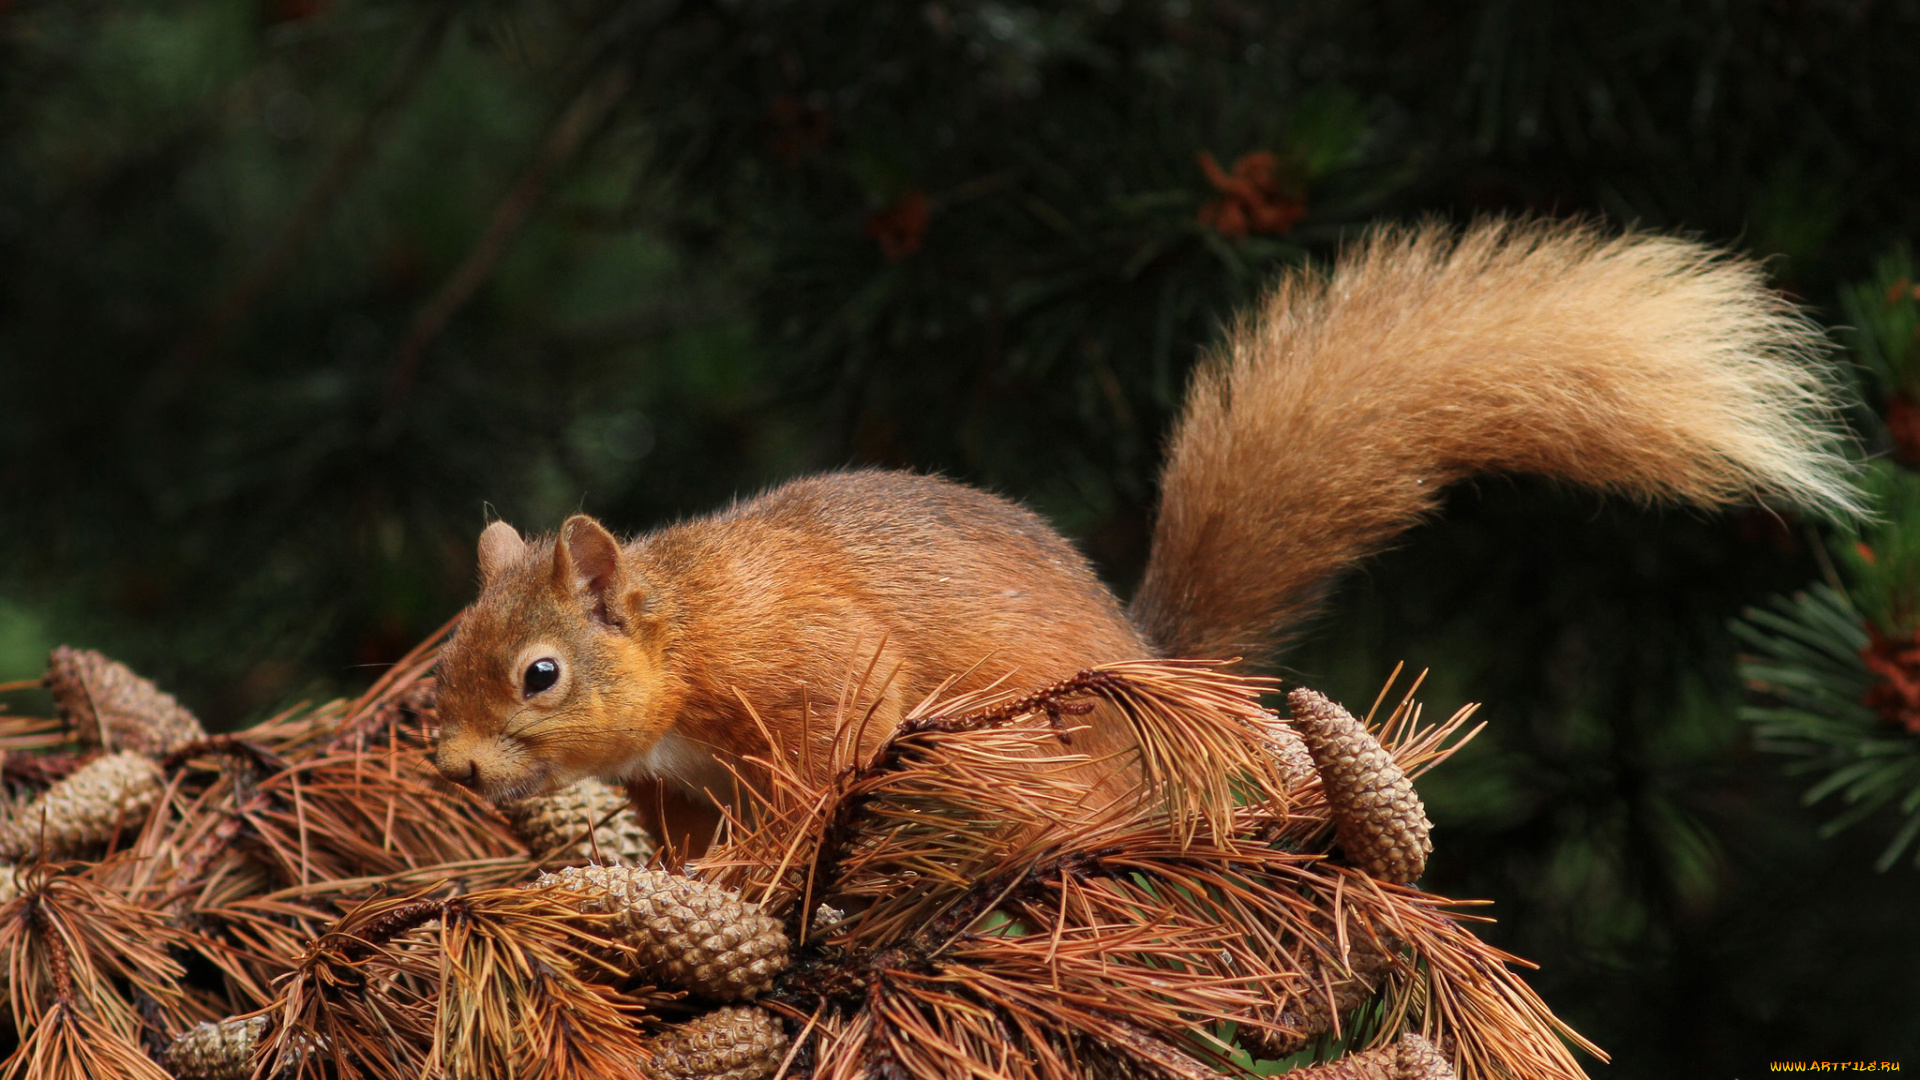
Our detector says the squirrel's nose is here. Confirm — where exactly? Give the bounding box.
[443,757,481,790]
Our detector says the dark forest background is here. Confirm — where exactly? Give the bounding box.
[2,1,1917,1074]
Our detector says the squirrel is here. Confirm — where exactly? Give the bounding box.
[431,219,1860,850]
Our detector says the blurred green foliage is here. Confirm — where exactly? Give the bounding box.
[1834,463,1920,639]
[1843,244,1920,410]
[1731,255,1920,877]
[3,0,1919,1073]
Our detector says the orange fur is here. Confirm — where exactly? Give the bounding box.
[434,473,1150,824]
[1132,219,1860,664]
[433,219,1859,840]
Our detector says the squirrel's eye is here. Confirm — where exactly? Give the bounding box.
[522,658,561,696]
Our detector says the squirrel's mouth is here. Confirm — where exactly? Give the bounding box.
[434,739,559,805]
[472,760,560,805]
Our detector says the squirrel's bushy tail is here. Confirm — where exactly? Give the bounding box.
[1130,218,1861,665]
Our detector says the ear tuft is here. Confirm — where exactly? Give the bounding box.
[556,514,626,624]
[477,521,525,586]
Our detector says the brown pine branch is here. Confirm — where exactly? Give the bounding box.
[1,1004,174,1080]
[719,656,1587,1080]
[759,661,1281,948]
[437,887,655,1080]
[258,883,656,1080]
[160,733,289,774]
[0,868,194,1080]
[263,891,451,1080]
[0,613,1591,1080]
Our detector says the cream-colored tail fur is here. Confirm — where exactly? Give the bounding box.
[1130,219,1861,665]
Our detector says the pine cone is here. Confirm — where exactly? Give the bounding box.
[1287,688,1432,883]
[1254,712,1319,789]
[0,862,18,907]
[167,1016,269,1080]
[503,778,656,869]
[0,750,165,860]
[810,903,847,937]
[1277,1033,1455,1080]
[536,865,790,1000]
[43,646,205,757]
[1392,1034,1456,1079]
[643,1006,788,1080]
[1284,1042,1396,1080]
[1239,931,1398,1061]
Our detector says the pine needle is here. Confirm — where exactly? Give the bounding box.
[435,885,655,1080]
[0,865,193,1079]
[0,627,1595,1080]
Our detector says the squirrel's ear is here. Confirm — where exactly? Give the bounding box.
[556,514,626,624]
[477,521,525,586]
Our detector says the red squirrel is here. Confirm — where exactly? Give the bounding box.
[431,220,1859,845]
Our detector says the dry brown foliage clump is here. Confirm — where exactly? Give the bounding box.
[0,626,1603,1080]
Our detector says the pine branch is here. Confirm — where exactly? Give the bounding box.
[0,867,194,1079]
[1738,575,1920,869]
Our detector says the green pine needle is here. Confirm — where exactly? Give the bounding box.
[1736,583,1920,870]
